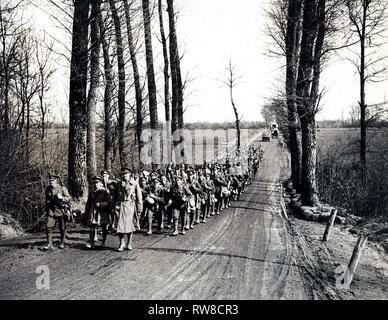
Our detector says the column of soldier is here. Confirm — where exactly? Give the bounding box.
[43,145,264,251]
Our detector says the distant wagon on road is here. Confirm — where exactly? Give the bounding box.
[262,130,271,142]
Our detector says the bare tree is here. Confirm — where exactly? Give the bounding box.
[68,0,89,199]
[86,0,101,182]
[158,0,170,122]
[295,0,327,206]
[123,0,144,169]
[98,10,115,171]
[142,0,159,169]
[109,0,127,167]
[285,0,303,191]
[220,59,242,152]
[346,0,388,174]
[167,0,185,160]
[35,35,55,163]
[0,1,26,136]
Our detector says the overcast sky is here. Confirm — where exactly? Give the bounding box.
[29,0,388,123]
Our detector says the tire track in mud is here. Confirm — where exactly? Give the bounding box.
[150,206,241,299]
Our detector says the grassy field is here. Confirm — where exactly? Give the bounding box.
[317,127,388,155]
[316,127,388,217]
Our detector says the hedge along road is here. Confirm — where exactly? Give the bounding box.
[0,137,314,300]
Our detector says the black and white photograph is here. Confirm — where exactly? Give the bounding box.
[0,0,387,304]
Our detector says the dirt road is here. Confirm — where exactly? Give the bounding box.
[0,138,315,300]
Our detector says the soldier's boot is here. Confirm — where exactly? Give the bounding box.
[194,209,200,224]
[210,204,215,216]
[43,230,54,250]
[181,215,187,234]
[86,229,95,249]
[220,198,224,211]
[215,202,220,215]
[201,206,207,223]
[59,232,66,249]
[156,212,163,233]
[172,220,179,236]
[101,225,108,247]
[189,211,194,228]
[94,228,99,242]
[184,212,190,230]
[117,236,125,251]
[147,213,153,235]
[125,233,132,250]
[206,204,211,218]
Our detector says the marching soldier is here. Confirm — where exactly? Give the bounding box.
[101,170,116,232]
[113,167,143,251]
[160,174,172,229]
[186,171,203,228]
[144,172,164,235]
[168,175,192,236]
[204,169,216,217]
[197,170,208,223]
[43,174,71,250]
[84,176,111,249]
[139,175,150,229]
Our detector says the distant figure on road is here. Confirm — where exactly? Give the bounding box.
[113,167,143,251]
[44,174,71,250]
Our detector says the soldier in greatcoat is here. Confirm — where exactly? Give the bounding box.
[113,167,143,251]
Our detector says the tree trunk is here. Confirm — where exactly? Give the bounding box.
[109,0,127,167]
[300,115,319,205]
[167,0,179,137]
[158,0,172,164]
[359,4,367,177]
[123,0,144,169]
[285,0,303,191]
[158,0,170,122]
[39,64,47,163]
[167,0,184,161]
[98,12,114,172]
[296,0,325,206]
[230,86,240,152]
[86,0,101,182]
[68,0,90,199]
[142,0,159,169]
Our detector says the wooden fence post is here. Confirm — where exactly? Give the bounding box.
[347,235,368,285]
[322,209,338,241]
